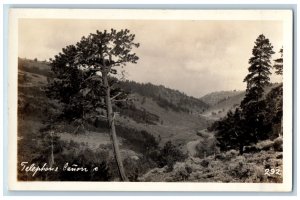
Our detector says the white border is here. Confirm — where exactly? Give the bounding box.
[8,9,293,192]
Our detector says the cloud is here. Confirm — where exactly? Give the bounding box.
[18,19,283,97]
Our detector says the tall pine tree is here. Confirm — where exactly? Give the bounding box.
[241,34,274,141]
[241,34,275,106]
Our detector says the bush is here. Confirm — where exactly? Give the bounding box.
[273,137,283,151]
[58,148,111,181]
[122,157,158,182]
[171,162,190,181]
[200,159,209,167]
[195,136,218,158]
[155,141,187,171]
[255,137,283,152]
[223,149,239,161]
[256,139,273,151]
[243,145,260,153]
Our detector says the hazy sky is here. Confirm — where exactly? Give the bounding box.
[19,19,283,97]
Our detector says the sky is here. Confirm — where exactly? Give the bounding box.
[18,19,283,97]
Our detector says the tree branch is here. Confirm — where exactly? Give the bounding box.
[112,98,133,103]
[111,92,122,100]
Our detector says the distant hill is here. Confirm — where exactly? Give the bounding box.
[200,84,280,120]
[200,90,244,106]
[199,90,245,120]
[18,57,51,77]
[120,81,209,115]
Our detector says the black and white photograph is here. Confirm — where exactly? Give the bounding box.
[8,9,293,191]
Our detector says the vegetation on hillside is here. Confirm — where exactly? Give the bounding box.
[139,148,283,183]
[18,58,52,77]
[210,34,283,154]
[200,90,244,106]
[120,80,209,114]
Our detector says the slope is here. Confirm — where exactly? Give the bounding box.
[18,58,211,156]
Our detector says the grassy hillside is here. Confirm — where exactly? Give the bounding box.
[17,58,211,181]
[18,58,51,77]
[120,80,209,114]
[139,146,283,183]
[117,93,210,148]
[200,84,280,120]
[200,90,244,106]
[201,91,245,120]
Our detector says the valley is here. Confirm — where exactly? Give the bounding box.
[17,58,282,183]
[17,58,218,180]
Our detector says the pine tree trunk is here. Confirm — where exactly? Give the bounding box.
[50,131,55,168]
[239,143,244,155]
[102,72,128,181]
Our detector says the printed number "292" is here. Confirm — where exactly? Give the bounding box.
[265,168,281,176]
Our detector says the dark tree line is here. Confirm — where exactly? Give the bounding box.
[210,34,283,154]
[120,80,209,113]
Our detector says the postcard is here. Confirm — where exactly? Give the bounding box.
[8,8,293,191]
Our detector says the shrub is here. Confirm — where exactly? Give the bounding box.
[155,141,187,171]
[214,153,226,161]
[256,139,274,151]
[255,137,283,152]
[171,162,190,181]
[273,137,283,151]
[225,149,239,160]
[200,159,209,167]
[58,148,111,181]
[123,155,165,182]
[243,145,260,153]
[195,136,218,158]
